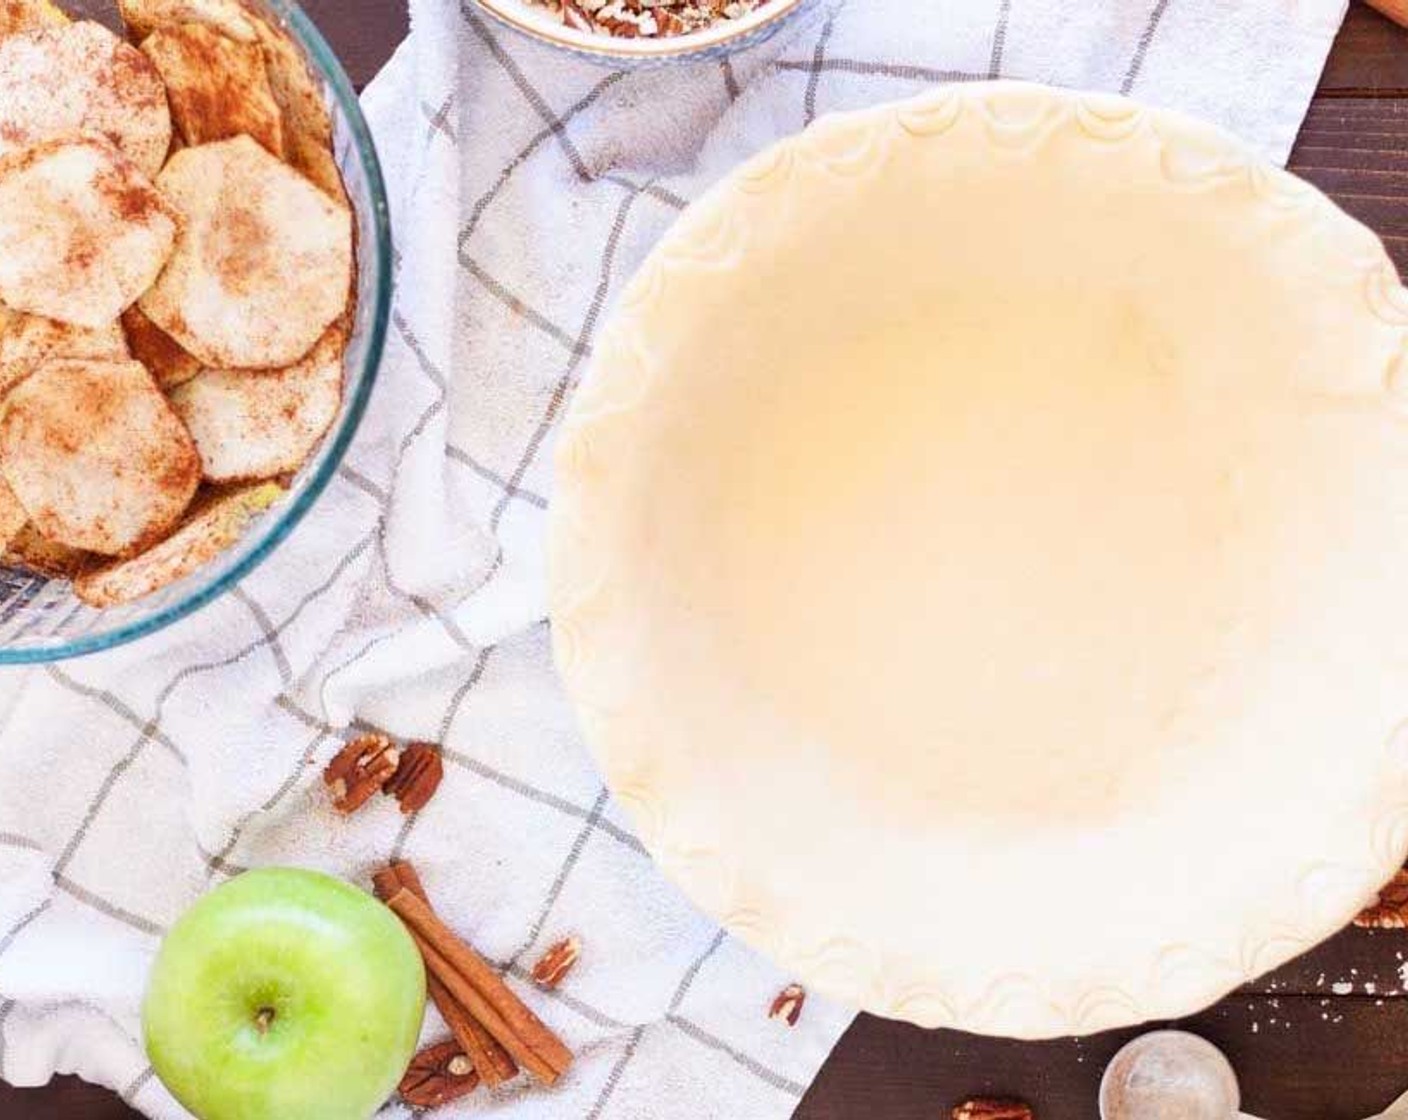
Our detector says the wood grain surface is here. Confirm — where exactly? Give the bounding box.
[1366,0,1408,35]
[2,3,1407,1118]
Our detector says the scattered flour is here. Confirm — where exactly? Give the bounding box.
[1332,981,1354,995]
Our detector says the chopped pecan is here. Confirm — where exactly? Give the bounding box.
[952,1099,1034,1120]
[526,0,775,37]
[595,13,640,36]
[561,0,594,31]
[768,983,805,1027]
[323,734,399,815]
[399,1040,480,1109]
[654,9,687,35]
[1355,868,1408,929]
[531,936,582,990]
[384,741,444,813]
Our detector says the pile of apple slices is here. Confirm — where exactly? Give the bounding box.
[0,0,354,607]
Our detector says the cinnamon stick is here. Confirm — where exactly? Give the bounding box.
[428,974,519,1086]
[372,860,418,904]
[415,933,562,1085]
[372,863,518,1087]
[385,887,574,1082]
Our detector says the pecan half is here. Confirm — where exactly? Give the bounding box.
[952,1099,1034,1120]
[399,1041,480,1109]
[768,983,805,1027]
[531,936,582,990]
[1355,869,1408,929]
[323,734,399,815]
[384,741,444,814]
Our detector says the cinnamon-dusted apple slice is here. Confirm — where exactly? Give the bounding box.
[120,305,201,390]
[0,21,172,176]
[171,322,344,482]
[0,358,199,555]
[75,480,281,607]
[141,22,284,154]
[119,0,344,200]
[2,522,92,578]
[281,118,342,203]
[0,478,26,554]
[117,0,255,43]
[0,312,128,395]
[0,137,178,329]
[245,7,343,201]
[0,341,29,556]
[140,136,352,368]
[0,0,67,38]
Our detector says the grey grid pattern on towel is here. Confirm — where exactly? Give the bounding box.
[0,0,1345,1115]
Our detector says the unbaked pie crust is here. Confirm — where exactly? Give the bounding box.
[549,83,1408,1038]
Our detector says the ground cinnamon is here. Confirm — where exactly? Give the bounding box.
[372,862,518,1087]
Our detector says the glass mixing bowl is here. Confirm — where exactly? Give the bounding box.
[0,0,391,664]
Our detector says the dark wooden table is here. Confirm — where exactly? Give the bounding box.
[4,3,1408,1117]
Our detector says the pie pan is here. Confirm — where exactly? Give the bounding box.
[549,82,1408,1038]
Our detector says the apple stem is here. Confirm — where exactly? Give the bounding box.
[254,1007,276,1036]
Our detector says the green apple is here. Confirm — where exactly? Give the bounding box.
[143,867,426,1120]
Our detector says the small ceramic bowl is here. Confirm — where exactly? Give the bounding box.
[472,0,817,66]
[1099,1032,1241,1120]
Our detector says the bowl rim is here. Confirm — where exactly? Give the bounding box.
[472,0,807,60]
[0,0,393,665]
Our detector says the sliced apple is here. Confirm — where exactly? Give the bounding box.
[142,22,284,155]
[0,0,68,38]
[120,0,344,200]
[75,481,282,606]
[2,522,92,578]
[139,136,351,368]
[244,6,344,201]
[117,0,255,43]
[0,358,199,555]
[0,478,26,553]
[0,21,172,177]
[120,304,201,390]
[0,136,178,329]
[172,321,344,483]
[0,312,128,396]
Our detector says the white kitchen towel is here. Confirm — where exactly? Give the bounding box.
[0,0,1349,1117]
